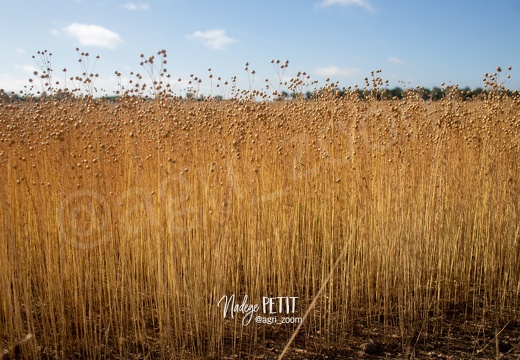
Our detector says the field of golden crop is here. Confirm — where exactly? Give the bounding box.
[1,84,520,358]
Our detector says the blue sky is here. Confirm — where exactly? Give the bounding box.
[1,0,519,96]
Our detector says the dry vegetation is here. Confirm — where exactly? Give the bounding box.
[1,54,520,359]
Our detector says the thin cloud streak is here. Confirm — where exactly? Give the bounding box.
[122,2,149,11]
[318,0,374,12]
[388,57,404,65]
[314,65,362,78]
[186,29,236,50]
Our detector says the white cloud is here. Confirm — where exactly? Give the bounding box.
[15,65,39,74]
[318,0,374,11]
[64,23,123,49]
[314,65,362,78]
[186,29,236,50]
[122,2,149,11]
[1,65,54,93]
[0,74,28,93]
[388,57,404,64]
[50,29,60,36]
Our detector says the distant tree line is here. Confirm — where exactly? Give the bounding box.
[302,86,517,101]
[1,86,517,103]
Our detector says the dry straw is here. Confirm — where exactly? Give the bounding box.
[1,52,519,358]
